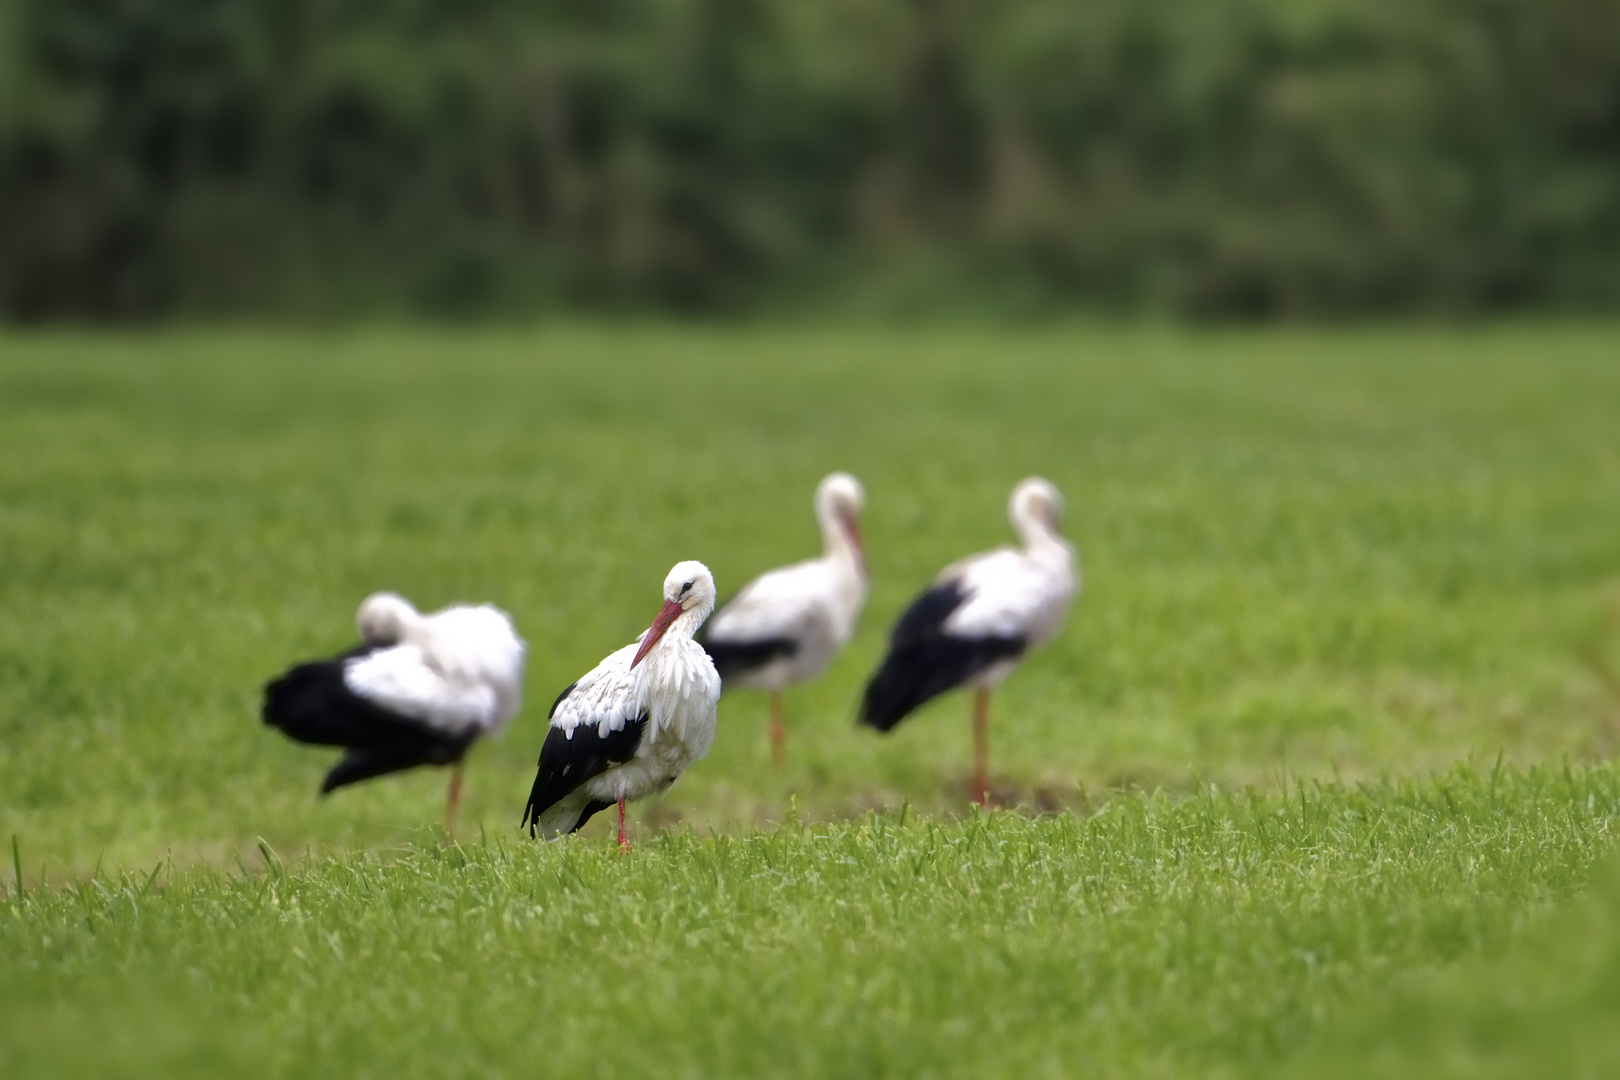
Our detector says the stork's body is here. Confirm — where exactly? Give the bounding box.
[523,562,721,847]
[262,593,526,829]
[701,473,866,763]
[859,479,1077,805]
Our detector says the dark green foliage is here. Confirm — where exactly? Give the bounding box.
[2,0,1620,317]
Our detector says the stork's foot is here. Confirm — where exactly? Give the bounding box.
[952,771,1023,810]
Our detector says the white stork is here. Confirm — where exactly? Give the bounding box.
[262,592,526,830]
[858,478,1077,806]
[699,472,866,764]
[522,561,721,849]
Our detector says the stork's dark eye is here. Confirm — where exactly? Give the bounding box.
[680,580,694,596]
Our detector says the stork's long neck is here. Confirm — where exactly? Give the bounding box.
[818,503,864,580]
[636,599,716,707]
[1014,510,1076,577]
[398,613,429,646]
[376,611,425,649]
[671,601,712,642]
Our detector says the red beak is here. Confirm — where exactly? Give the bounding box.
[631,599,684,669]
[844,515,866,577]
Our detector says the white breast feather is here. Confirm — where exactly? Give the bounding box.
[637,638,721,757]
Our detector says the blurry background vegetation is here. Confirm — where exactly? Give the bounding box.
[2,0,1619,321]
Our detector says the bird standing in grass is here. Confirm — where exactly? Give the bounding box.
[523,561,721,849]
[699,473,867,765]
[262,593,526,831]
[858,478,1077,806]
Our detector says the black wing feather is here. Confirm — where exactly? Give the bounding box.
[522,706,650,836]
[261,645,476,795]
[571,799,616,834]
[548,681,579,719]
[858,581,1025,732]
[698,636,800,683]
[320,741,466,794]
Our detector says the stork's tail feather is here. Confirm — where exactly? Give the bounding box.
[265,648,472,796]
[521,766,551,836]
[860,581,978,732]
[570,799,614,835]
[522,789,610,840]
[858,635,1027,733]
[262,660,370,747]
[858,649,950,732]
[521,788,541,837]
[521,766,565,838]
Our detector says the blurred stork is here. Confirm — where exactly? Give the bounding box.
[700,473,867,764]
[523,561,721,850]
[262,593,526,831]
[858,478,1077,806]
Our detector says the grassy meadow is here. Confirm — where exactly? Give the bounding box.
[2,323,1619,1076]
[5,769,1619,1079]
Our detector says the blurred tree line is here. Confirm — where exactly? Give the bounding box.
[1,0,1618,320]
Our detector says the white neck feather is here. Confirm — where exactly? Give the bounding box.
[1013,503,1074,574]
[816,504,862,580]
[672,603,712,641]
[638,601,712,661]
[824,518,862,572]
[634,603,717,736]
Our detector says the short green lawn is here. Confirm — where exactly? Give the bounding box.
[4,767,1617,1080]
[2,323,1618,1076]
[1288,839,1620,1080]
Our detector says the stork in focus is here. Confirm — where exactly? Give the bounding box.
[858,478,1077,806]
[523,561,721,849]
[699,472,866,765]
[262,593,526,831]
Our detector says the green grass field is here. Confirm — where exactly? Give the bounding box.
[2,324,1619,1077]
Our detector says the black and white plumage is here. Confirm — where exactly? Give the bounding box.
[859,478,1077,805]
[699,472,866,763]
[262,592,526,826]
[522,561,722,848]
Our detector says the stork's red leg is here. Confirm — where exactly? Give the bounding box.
[445,760,465,835]
[972,688,991,807]
[616,797,629,852]
[769,690,787,768]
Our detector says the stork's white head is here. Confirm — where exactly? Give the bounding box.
[663,560,717,616]
[632,561,717,668]
[817,472,865,519]
[816,472,866,573]
[357,592,418,644]
[1010,477,1064,538]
